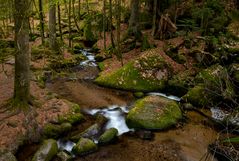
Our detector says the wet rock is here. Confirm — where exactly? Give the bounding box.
[72,138,97,156]
[54,151,72,161]
[43,123,72,139]
[133,92,144,98]
[167,70,195,96]
[0,151,17,161]
[32,139,58,161]
[98,128,118,145]
[58,104,84,124]
[183,65,235,107]
[126,95,182,130]
[71,124,100,141]
[95,48,172,92]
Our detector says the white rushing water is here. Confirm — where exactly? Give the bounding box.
[79,49,97,67]
[147,92,181,101]
[57,139,76,152]
[86,105,133,135]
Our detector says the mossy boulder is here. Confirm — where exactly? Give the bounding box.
[126,95,182,130]
[0,151,17,161]
[72,138,97,156]
[43,123,72,138]
[182,85,212,107]
[71,124,100,141]
[167,70,195,96]
[134,92,145,98]
[95,48,172,92]
[32,139,58,161]
[58,104,84,124]
[98,128,118,145]
[195,64,235,101]
[55,151,72,161]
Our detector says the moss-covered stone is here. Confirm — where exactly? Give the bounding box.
[32,139,58,161]
[71,124,100,141]
[43,123,72,138]
[72,138,97,156]
[126,95,182,130]
[0,151,17,161]
[182,85,211,107]
[95,48,172,92]
[134,92,145,98]
[194,64,235,101]
[98,128,118,145]
[58,103,84,124]
[55,151,72,161]
[167,70,195,96]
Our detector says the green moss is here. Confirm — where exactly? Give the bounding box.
[72,138,97,156]
[126,96,182,130]
[98,128,118,145]
[98,62,105,71]
[95,62,166,92]
[43,123,72,138]
[133,92,144,98]
[32,139,58,161]
[182,85,210,107]
[141,36,153,51]
[58,113,84,124]
[167,70,195,96]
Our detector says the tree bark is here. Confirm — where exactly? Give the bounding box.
[69,0,72,48]
[128,0,141,40]
[14,0,31,105]
[72,0,80,32]
[57,2,63,41]
[151,0,157,36]
[38,0,45,44]
[109,0,115,48]
[116,0,123,66]
[103,0,106,50]
[49,0,57,50]
[78,0,81,19]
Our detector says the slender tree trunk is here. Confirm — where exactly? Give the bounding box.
[14,0,31,106]
[103,0,106,50]
[49,0,57,50]
[63,0,68,16]
[69,0,72,48]
[86,0,89,14]
[58,2,63,41]
[39,0,45,44]
[128,0,141,39]
[116,0,123,66]
[78,0,81,19]
[109,0,115,48]
[72,0,81,32]
[152,0,157,36]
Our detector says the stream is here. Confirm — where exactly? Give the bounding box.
[17,49,225,161]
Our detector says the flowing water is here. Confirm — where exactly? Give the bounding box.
[17,49,221,161]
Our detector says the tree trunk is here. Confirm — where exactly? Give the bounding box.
[151,0,157,36]
[128,0,141,40]
[49,0,57,50]
[109,0,115,48]
[116,0,123,66]
[72,0,81,32]
[63,0,68,16]
[57,2,63,41]
[38,0,45,44]
[69,0,72,48]
[86,0,89,14]
[103,0,106,50]
[14,0,31,106]
[78,0,81,19]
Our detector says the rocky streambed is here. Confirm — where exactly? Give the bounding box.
[14,49,238,161]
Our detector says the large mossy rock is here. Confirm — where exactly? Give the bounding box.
[167,69,195,96]
[43,123,72,139]
[72,138,97,156]
[95,48,172,92]
[98,128,118,145]
[58,103,84,124]
[183,65,235,107]
[55,151,72,161]
[126,95,182,130]
[32,139,58,161]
